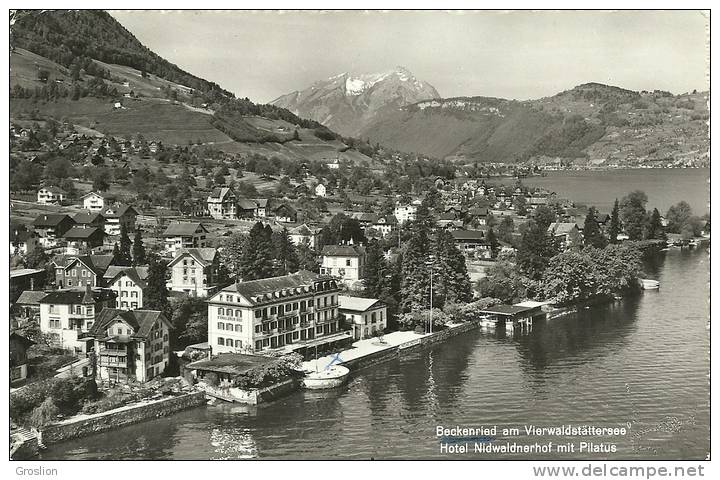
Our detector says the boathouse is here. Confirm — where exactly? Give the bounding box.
[478,303,546,332]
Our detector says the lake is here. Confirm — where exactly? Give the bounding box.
[494,168,710,215]
[41,248,710,460]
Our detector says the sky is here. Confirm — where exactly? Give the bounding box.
[109,10,709,103]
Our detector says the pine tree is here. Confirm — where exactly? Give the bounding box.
[297,244,319,273]
[112,242,120,262]
[116,223,132,266]
[273,228,299,275]
[363,239,390,298]
[645,208,667,240]
[239,222,275,280]
[517,220,558,280]
[609,199,621,244]
[583,206,608,248]
[144,255,170,316]
[487,227,500,258]
[400,221,431,312]
[620,191,648,241]
[434,230,472,306]
[132,228,146,265]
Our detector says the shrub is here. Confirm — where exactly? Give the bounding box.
[29,398,59,429]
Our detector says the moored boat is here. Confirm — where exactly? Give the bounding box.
[303,365,350,390]
[640,279,660,290]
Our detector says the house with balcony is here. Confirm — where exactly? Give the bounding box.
[80,191,106,212]
[168,248,220,297]
[103,265,150,310]
[320,245,366,288]
[451,229,491,258]
[39,287,116,353]
[33,214,76,248]
[87,309,172,383]
[289,223,321,249]
[37,186,67,205]
[53,254,115,288]
[207,271,347,355]
[63,226,105,255]
[163,222,209,257]
[207,187,238,220]
[101,204,138,236]
[371,215,398,238]
[338,295,387,340]
[394,200,421,224]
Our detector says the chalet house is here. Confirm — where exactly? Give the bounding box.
[37,186,67,205]
[103,265,150,310]
[53,254,115,288]
[289,224,321,249]
[81,191,106,212]
[163,222,209,257]
[63,226,105,255]
[371,215,398,237]
[338,295,387,340]
[207,187,238,220]
[10,333,34,385]
[168,248,220,297]
[321,245,366,287]
[255,199,268,218]
[10,224,39,256]
[273,204,298,223]
[451,229,491,258]
[14,290,49,321]
[467,207,489,226]
[237,198,258,218]
[315,183,327,197]
[548,222,581,247]
[87,309,172,383]
[394,200,420,224]
[39,287,116,353]
[102,204,138,236]
[33,214,76,247]
[73,211,106,230]
[352,212,379,229]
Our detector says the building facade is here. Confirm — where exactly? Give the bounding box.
[163,222,209,257]
[168,248,219,297]
[81,192,106,212]
[37,186,66,205]
[320,245,366,286]
[103,265,149,310]
[207,187,238,220]
[338,296,387,340]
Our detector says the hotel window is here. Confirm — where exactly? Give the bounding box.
[67,280,73,286]
[219,307,225,315]
[72,270,76,277]
[235,324,242,332]
[49,319,60,329]
[270,306,277,315]
[131,291,138,298]
[218,322,225,330]
[121,291,128,297]
[255,325,261,333]
[217,337,225,346]
[235,309,241,317]
[293,302,298,310]
[292,331,299,340]
[131,302,138,309]
[316,326,323,334]
[121,301,128,308]
[87,306,93,315]
[346,259,351,267]
[87,321,93,330]
[235,340,242,348]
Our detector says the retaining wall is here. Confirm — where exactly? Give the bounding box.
[41,391,207,445]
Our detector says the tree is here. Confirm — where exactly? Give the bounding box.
[645,208,667,241]
[239,222,275,280]
[620,190,648,240]
[583,206,608,248]
[400,220,431,312]
[516,220,557,280]
[609,198,621,244]
[319,213,366,248]
[498,216,515,244]
[513,195,528,216]
[363,239,392,298]
[541,251,599,306]
[297,244,319,273]
[486,227,500,258]
[116,223,133,266]
[273,228,299,275]
[132,228,146,265]
[170,296,208,348]
[144,255,170,316]
[433,230,472,306]
[92,169,110,192]
[533,205,557,230]
[666,201,693,234]
[29,397,59,429]
[476,260,526,304]
[219,232,246,276]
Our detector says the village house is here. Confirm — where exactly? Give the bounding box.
[53,254,115,288]
[168,248,220,297]
[321,245,366,287]
[394,200,421,224]
[103,265,150,310]
[32,214,76,248]
[163,222,209,257]
[207,187,238,220]
[87,309,173,383]
[548,222,582,248]
[289,224,321,249]
[101,204,138,236]
[10,224,39,256]
[371,215,398,238]
[72,211,106,230]
[14,290,49,322]
[273,203,298,223]
[255,199,268,218]
[10,268,46,303]
[37,186,67,205]
[315,183,327,197]
[338,295,387,340]
[10,333,34,385]
[39,287,116,353]
[63,226,106,255]
[207,271,345,354]
[81,191,106,212]
[237,198,259,218]
[451,229,491,258]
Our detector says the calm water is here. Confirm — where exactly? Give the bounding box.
[496,168,710,215]
[42,248,710,460]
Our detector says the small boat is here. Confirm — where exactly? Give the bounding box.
[640,279,660,290]
[303,365,350,390]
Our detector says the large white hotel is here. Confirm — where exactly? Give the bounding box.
[206,270,347,354]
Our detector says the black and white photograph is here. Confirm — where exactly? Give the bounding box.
[5,3,713,475]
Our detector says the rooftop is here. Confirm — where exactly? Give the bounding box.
[322,245,365,257]
[216,270,337,305]
[338,295,385,312]
[163,222,208,237]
